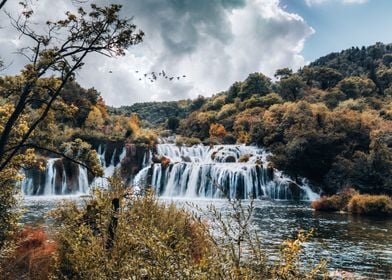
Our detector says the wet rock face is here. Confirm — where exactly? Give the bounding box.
[94,141,125,167]
[288,182,302,200]
[266,164,274,181]
[225,156,236,163]
[121,144,151,178]
[23,168,46,195]
[62,159,81,194]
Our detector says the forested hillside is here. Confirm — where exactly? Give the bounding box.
[108,100,191,126]
[3,42,392,196]
[166,42,392,195]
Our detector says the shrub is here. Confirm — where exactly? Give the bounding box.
[239,154,250,163]
[133,129,158,147]
[311,188,358,212]
[176,136,202,146]
[50,183,213,279]
[311,196,342,212]
[348,194,392,216]
[217,104,237,120]
[48,177,327,279]
[2,227,57,280]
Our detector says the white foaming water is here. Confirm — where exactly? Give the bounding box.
[22,142,318,201]
[135,144,319,200]
[22,158,90,196]
[92,145,126,188]
[22,145,126,196]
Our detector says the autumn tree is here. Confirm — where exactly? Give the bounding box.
[0,2,144,254]
[85,105,105,129]
[239,73,272,100]
[209,123,227,143]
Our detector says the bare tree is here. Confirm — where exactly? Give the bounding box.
[0,0,7,11]
[0,4,144,173]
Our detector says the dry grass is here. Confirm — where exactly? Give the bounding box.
[311,188,358,212]
[348,194,392,216]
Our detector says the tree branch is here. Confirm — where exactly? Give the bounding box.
[6,143,96,175]
[0,0,7,11]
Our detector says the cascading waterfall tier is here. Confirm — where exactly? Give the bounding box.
[22,158,89,195]
[134,144,318,200]
[22,144,126,196]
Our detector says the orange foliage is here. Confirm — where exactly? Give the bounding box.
[311,188,358,212]
[209,123,227,141]
[96,95,108,119]
[128,113,141,137]
[6,226,57,280]
[348,194,392,216]
[160,156,171,168]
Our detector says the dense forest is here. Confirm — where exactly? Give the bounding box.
[3,42,392,196]
[118,42,392,196]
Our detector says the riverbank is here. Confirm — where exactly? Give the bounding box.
[20,195,392,279]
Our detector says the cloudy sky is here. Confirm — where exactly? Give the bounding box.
[1,0,392,106]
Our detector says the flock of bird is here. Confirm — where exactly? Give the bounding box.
[108,69,187,83]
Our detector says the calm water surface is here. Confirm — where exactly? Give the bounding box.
[23,197,392,279]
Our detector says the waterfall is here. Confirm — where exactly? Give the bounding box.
[22,144,127,196]
[22,140,318,200]
[22,158,90,196]
[135,144,319,200]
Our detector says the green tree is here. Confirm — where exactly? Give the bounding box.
[226,81,242,102]
[239,73,272,100]
[274,68,293,80]
[278,75,306,101]
[301,66,343,90]
[166,116,180,132]
[337,76,376,99]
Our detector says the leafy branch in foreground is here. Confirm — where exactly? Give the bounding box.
[188,178,328,279]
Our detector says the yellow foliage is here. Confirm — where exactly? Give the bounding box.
[128,113,140,137]
[85,106,104,128]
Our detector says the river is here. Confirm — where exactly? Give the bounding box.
[22,196,392,279]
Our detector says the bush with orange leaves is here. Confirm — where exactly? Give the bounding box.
[2,227,57,280]
[312,188,392,216]
[311,188,358,212]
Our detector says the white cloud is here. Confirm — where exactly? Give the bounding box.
[305,0,368,6]
[0,0,314,106]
